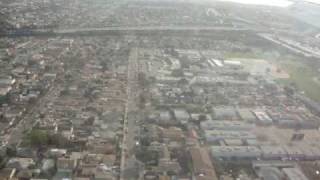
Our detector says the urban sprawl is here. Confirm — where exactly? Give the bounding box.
[1,0,320,180]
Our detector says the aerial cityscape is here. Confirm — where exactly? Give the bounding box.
[1,0,320,180]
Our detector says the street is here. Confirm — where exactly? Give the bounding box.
[120,47,141,180]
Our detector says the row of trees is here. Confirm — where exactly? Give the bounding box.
[27,130,70,148]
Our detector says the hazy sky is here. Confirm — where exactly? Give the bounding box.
[217,0,320,7]
[305,0,320,4]
[218,0,292,7]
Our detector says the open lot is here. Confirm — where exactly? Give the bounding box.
[278,61,320,102]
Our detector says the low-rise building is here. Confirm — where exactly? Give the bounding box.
[211,106,238,120]
[260,146,288,160]
[6,158,35,170]
[204,130,256,144]
[173,108,190,125]
[200,120,255,131]
[210,146,261,160]
[253,111,273,125]
[237,109,257,122]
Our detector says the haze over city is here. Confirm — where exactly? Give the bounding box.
[0,0,320,180]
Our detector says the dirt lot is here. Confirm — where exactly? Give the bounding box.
[253,126,320,145]
[299,161,320,180]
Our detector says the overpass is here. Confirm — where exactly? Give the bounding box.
[1,25,265,37]
[54,26,258,33]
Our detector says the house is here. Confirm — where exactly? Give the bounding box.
[158,110,175,125]
[237,109,256,122]
[157,158,181,174]
[173,108,190,124]
[159,127,185,141]
[0,77,16,86]
[283,146,305,160]
[79,164,96,177]
[158,175,171,180]
[95,168,116,180]
[204,130,256,144]
[200,120,255,131]
[56,158,76,171]
[0,86,11,97]
[49,148,67,157]
[16,147,36,158]
[102,154,116,167]
[260,146,288,160]
[253,111,273,125]
[41,159,55,176]
[6,158,35,170]
[210,146,262,160]
[52,169,72,180]
[73,178,90,180]
[223,139,244,146]
[70,152,84,166]
[89,143,115,154]
[211,107,238,120]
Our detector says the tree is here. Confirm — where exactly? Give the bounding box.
[136,148,159,165]
[100,60,109,71]
[284,86,294,96]
[48,134,69,148]
[178,78,188,86]
[176,149,191,174]
[138,72,149,88]
[6,145,16,157]
[0,95,8,105]
[84,116,95,126]
[139,94,146,109]
[171,69,184,77]
[59,89,70,96]
[28,130,49,146]
[199,114,207,121]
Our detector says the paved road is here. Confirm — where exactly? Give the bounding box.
[259,33,320,59]
[120,48,140,180]
[54,26,258,34]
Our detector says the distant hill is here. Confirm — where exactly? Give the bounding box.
[303,0,320,5]
[290,1,320,28]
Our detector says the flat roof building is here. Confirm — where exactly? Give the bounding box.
[260,146,288,160]
[237,108,257,122]
[211,106,238,120]
[210,146,261,160]
[173,108,190,124]
[200,120,255,131]
[253,111,273,125]
[204,130,256,144]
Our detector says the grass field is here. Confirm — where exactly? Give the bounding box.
[223,51,320,102]
[277,61,320,102]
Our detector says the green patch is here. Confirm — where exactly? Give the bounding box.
[223,51,320,102]
[27,130,49,146]
[277,62,320,102]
